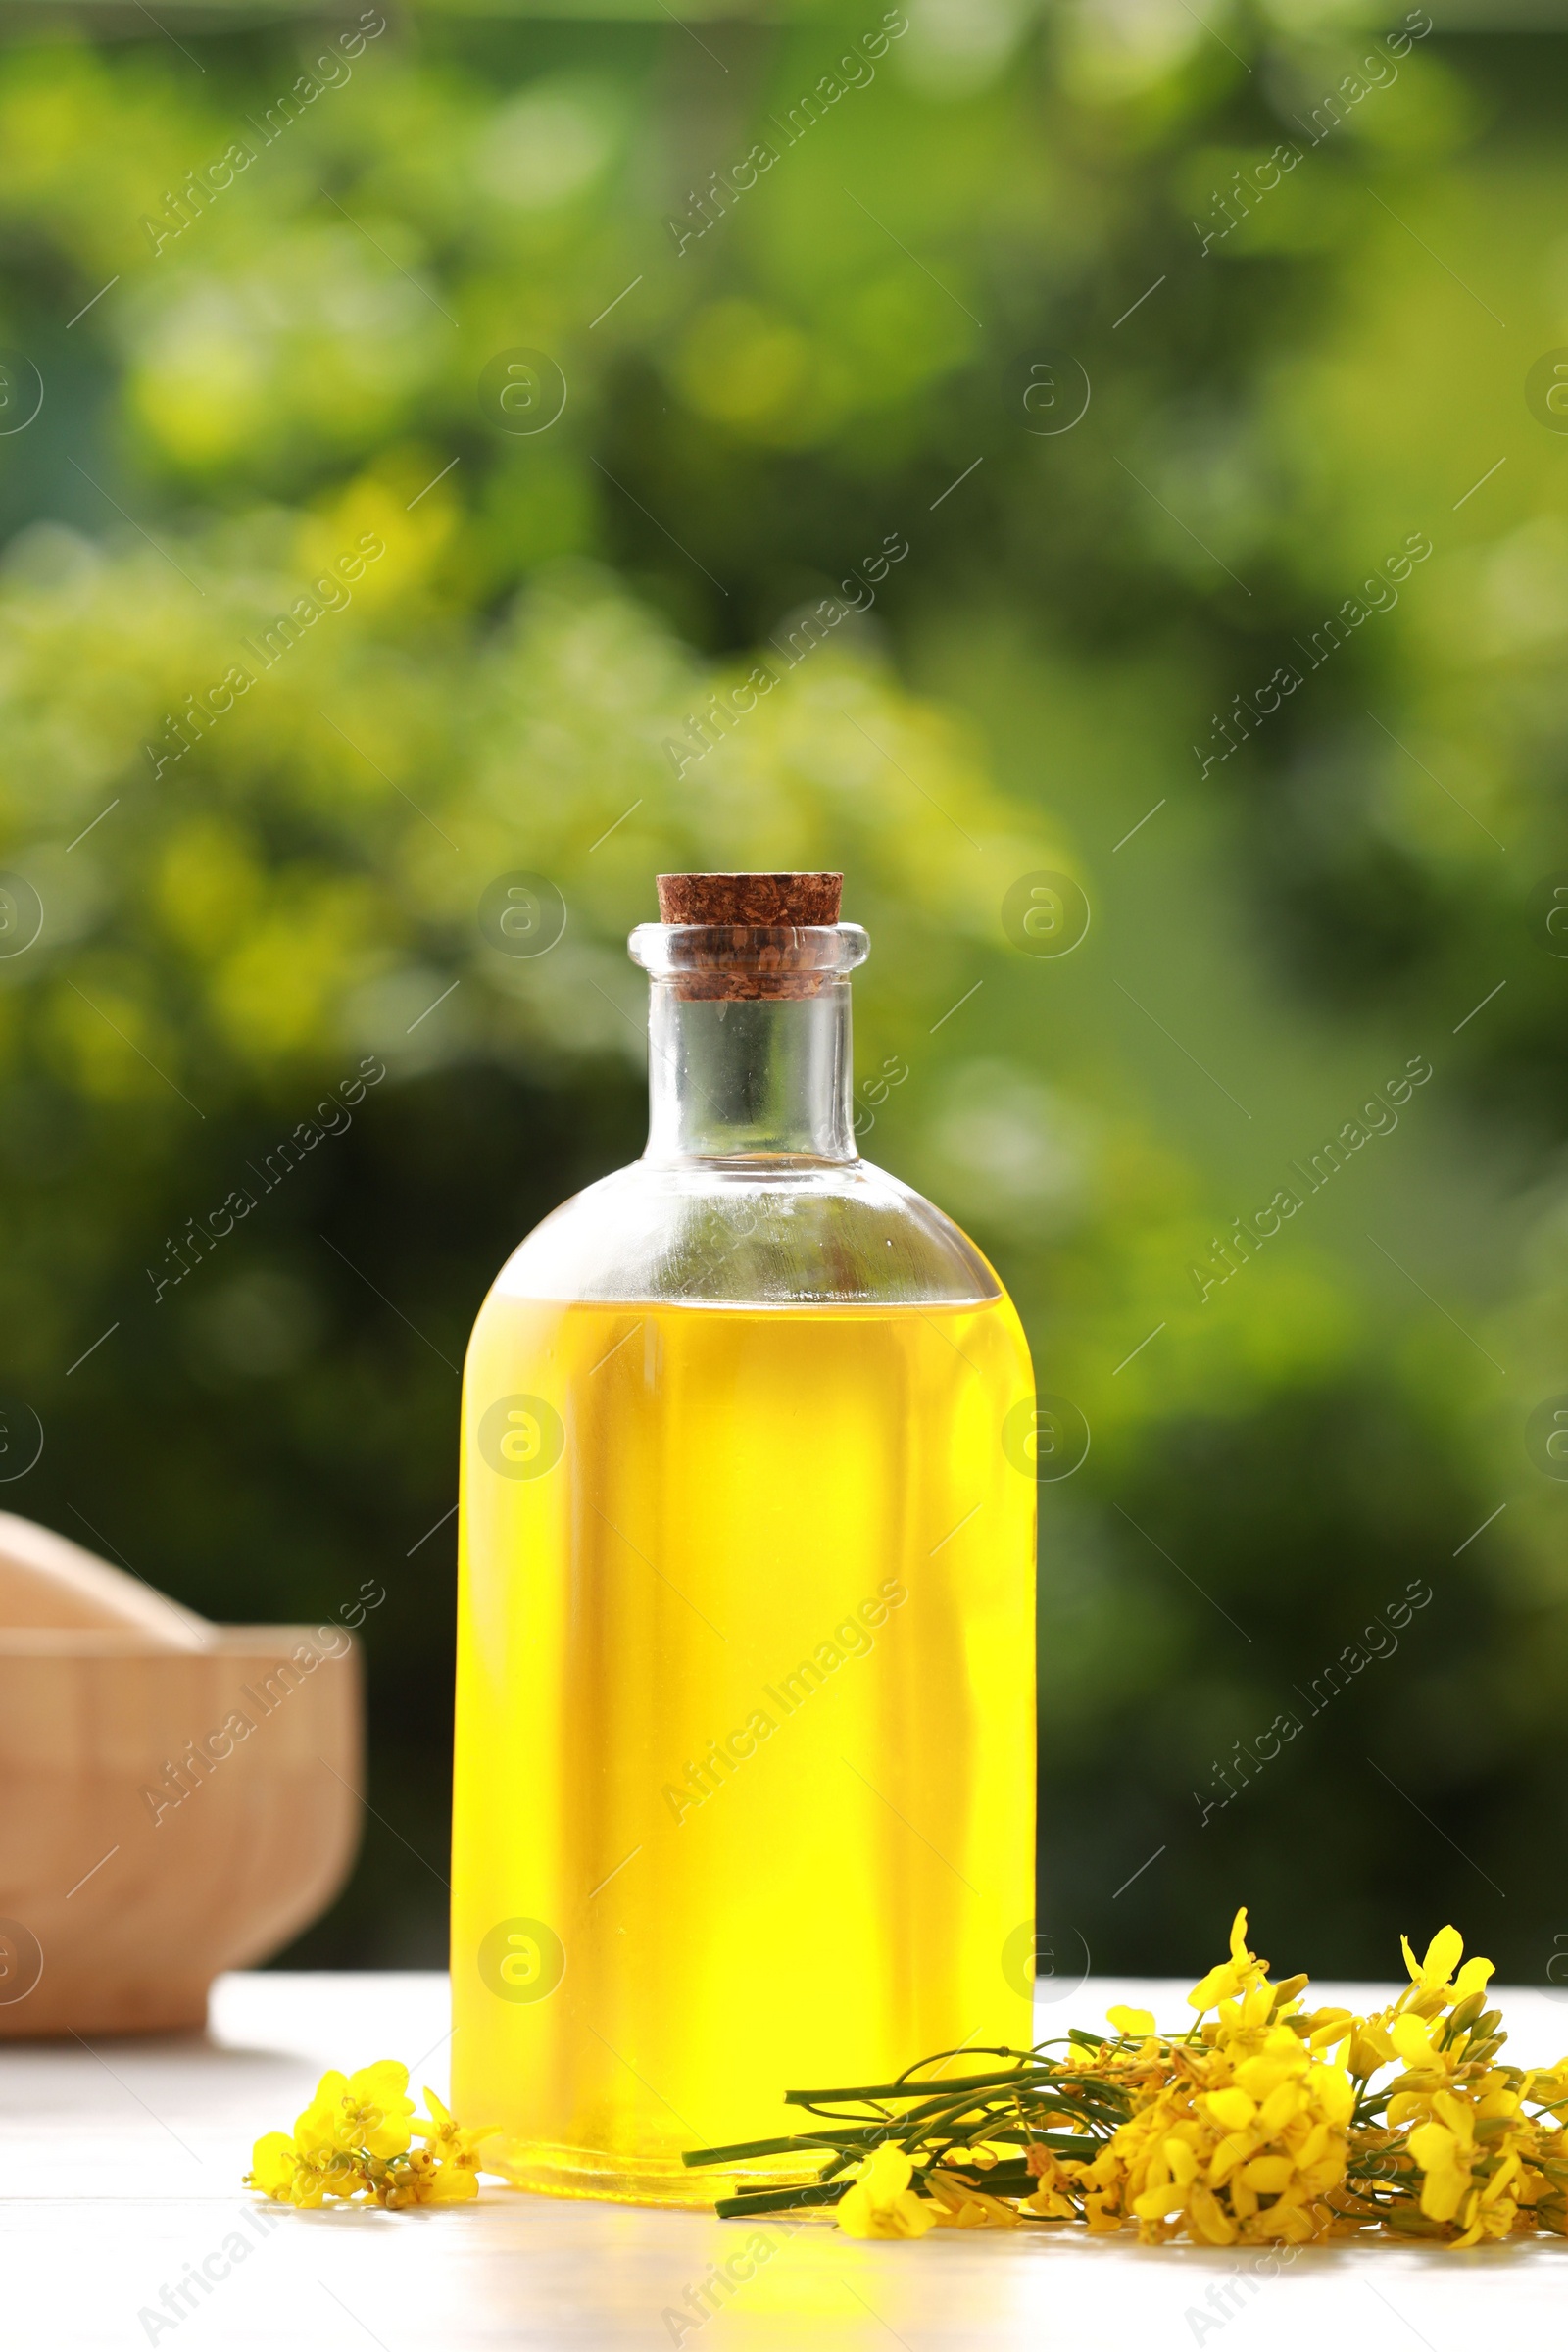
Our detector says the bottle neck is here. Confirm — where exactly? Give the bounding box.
[645,982,858,1164]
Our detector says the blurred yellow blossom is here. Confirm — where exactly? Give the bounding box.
[835,2142,938,2238]
[1187,1904,1267,2013]
[295,2060,415,2162]
[687,1912,1568,2251]
[410,2088,496,2188]
[1105,2005,1156,2037]
[246,2060,493,2209]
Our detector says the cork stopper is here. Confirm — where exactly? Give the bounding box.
[642,872,852,1000]
[657,872,843,927]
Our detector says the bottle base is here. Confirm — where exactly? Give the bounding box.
[484,2137,817,2212]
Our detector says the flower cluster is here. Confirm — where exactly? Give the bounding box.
[686,1911,1568,2249]
[246,2061,493,2210]
[1059,1910,1357,2246]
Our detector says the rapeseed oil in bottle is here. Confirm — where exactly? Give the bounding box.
[451,872,1036,2203]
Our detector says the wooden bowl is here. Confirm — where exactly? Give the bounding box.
[0,1512,363,2036]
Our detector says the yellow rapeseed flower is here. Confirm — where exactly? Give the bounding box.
[1082,1967,1357,2248]
[383,2146,479,2207]
[1105,2005,1156,2038]
[836,2142,939,2238]
[1186,1907,1266,2013]
[1408,2093,1476,2223]
[413,2086,496,2179]
[1399,1925,1494,2006]
[683,1913,1566,2253]
[246,2061,488,2209]
[244,2131,366,2209]
[723,1912,1567,2252]
[296,2060,415,2161]
[247,2132,309,2203]
[922,2156,1022,2230]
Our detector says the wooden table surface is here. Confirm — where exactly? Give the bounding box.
[4,1972,1566,2348]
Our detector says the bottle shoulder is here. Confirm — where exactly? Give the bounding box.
[487,1156,1005,1307]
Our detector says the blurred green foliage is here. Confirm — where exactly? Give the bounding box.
[0,0,1565,1983]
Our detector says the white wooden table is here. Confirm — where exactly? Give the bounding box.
[4,1973,1565,2348]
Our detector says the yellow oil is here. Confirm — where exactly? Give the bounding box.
[451,1294,1035,2205]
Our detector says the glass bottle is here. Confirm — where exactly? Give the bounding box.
[451,872,1036,2205]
